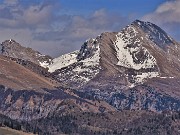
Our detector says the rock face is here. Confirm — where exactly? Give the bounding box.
[77,82,180,112]
[0,39,52,67]
[49,38,101,88]
[0,85,115,121]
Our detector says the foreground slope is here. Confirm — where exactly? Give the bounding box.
[0,127,34,135]
[0,56,114,121]
[0,55,54,90]
[0,41,115,121]
[1,110,180,135]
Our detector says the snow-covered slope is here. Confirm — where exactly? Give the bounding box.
[51,38,101,87]
[114,23,159,87]
[115,26,157,70]
[48,51,79,72]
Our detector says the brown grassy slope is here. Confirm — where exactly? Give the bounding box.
[0,55,55,90]
[0,127,35,135]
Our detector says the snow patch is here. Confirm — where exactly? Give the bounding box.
[80,44,100,67]
[135,72,159,84]
[159,76,174,79]
[68,43,101,85]
[129,72,159,88]
[114,25,159,87]
[48,51,79,72]
[115,29,157,70]
[39,61,49,68]
[50,41,101,86]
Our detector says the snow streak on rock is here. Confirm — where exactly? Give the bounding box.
[114,24,159,87]
[39,61,51,68]
[134,20,174,50]
[72,41,101,82]
[52,39,101,87]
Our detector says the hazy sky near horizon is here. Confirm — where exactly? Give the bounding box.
[0,0,179,57]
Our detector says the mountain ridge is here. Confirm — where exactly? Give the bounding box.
[48,19,180,90]
[0,39,53,67]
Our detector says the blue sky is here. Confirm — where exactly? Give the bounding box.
[60,0,165,16]
[0,0,179,57]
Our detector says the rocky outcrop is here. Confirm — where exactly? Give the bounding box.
[0,85,115,121]
[77,82,180,112]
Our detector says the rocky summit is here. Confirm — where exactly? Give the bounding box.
[0,20,180,135]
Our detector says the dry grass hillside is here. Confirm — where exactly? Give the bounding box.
[0,127,35,135]
[0,55,54,90]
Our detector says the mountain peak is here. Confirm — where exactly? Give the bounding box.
[131,19,159,27]
[131,19,143,25]
[131,19,151,25]
[48,20,180,89]
[77,38,98,61]
[130,20,175,50]
[2,39,18,45]
[0,39,53,67]
[8,39,13,44]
